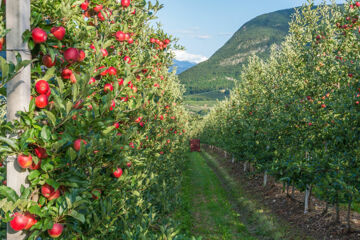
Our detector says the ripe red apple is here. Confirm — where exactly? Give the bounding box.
[61,69,73,79]
[42,55,56,68]
[110,100,116,111]
[107,67,117,75]
[150,38,155,43]
[10,213,29,231]
[115,31,125,42]
[29,159,41,170]
[356,1,360,7]
[113,168,123,178]
[121,0,131,7]
[128,38,134,44]
[35,147,48,159]
[126,162,132,167]
[48,189,60,200]
[48,223,64,238]
[124,56,131,63]
[50,26,66,41]
[101,48,108,57]
[88,77,96,85]
[164,39,170,44]
[0,37,4,51]
[93,4,103,12]
[35,94,49,108]
[74,139,87,151]
[104,84,113,93]
[64,48,79,63]
[41,184,54,198]
[35,80,50,94]
[32,28,47,44]
[24,213,37,230]
[113,122,120,129]
[17,154,32,169]
[80,1,89,10]
[78,50,86,61]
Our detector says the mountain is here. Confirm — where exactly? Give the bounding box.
[179,8,296,99]
[170,59,197,74]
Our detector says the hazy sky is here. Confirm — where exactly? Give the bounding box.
[154,0,345,63]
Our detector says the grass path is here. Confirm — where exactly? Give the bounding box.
[175,151,309,240]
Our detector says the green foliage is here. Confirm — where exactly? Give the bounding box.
[0,0,192,239]
[197,0,360,215]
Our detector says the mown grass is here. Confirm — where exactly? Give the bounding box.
[175,152,255,240]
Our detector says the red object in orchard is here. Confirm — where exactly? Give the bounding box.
[74,139,87,151]
[121,0,131,7]
[35,147,48,159]
[35,94,49,108]
[128,38,134,44]
[101,48,108,57]
[104,83,114,93]
[78,50,86,61]
[190,139,200,152]
[107,67,117,75]
[29,159,41,170]
[93,4,103,12]
[61,69,73,79]
[126,162,132,167]
[50,26,66,41]
[24,213,37,230]
[32,28,47,44]
[113,168,123,178]
[10,213,28,231]
[91,189,101,200]
[17,154,33,169]
[48,223,64,238]
[35,80,50,94]
[88,77,96,85]
[356,2,360,7]
[64,48,80,63]
[113,122,120,129]
[124,56,131,63]
[110,100,116,111]
[41,184,60,200]
[164,39,170,44]
[80,1,89,10]
[42,55,56,68]
[115,31,126,42]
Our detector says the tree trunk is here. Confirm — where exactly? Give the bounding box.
[263,171,268,187]
[347,197,352,233]
[335,202,340,223]
[304,184,312,214]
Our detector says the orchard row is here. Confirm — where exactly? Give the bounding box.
[197,0,360,228]
[0,0,190,239]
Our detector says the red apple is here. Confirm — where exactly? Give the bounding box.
[24,213,37,230]
[42,55,56,68]
[61,69,73,79]
[48,189,60,200]
[64,48,79,63]
[32,28,47,44]
[93,4,103,12]
[35,94,49,108]
[121,0,131,7]
[29,159,41,170]
[17,154,32,169]
[50,26,66,41]
[10,213,29,231]
[124,56,131,63]
[48,223,64,238]
[35,80,50,94]
[115,31,125,42]
[113,168,123,178]
[80,1,89,10]
[113,122,120,129]
[107,67,117,75]
[41,184,54,198]
[101,48,108,57]
[110,100,116,111]
[78,50,86,61]
[74,139,87,151]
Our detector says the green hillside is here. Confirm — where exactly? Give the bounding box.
[179,8,296,99]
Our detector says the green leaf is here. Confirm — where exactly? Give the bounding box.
[0,186,19,202]
[69,210,85,223]
[28,170,40,181]
[0,136,19,151]
[40,125,51,141]
[43,110,56,126]
[43,67,56,81]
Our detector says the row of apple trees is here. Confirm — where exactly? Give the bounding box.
[0,0,191,239]
[196,0,360,229]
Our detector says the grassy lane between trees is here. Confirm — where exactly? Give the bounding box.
[175,151,311,240]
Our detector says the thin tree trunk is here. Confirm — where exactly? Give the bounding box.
[292,184,295,198]
[322,202,328,215]
[263,171,268,187]
[347,197,352,232]
[304,184,312,214]
[231,155,234,163]
[335,202,340,223]
[243,161,247,172]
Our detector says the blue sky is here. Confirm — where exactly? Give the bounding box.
[154,0,345,63]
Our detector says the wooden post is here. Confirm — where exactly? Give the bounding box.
[6,0,31,239]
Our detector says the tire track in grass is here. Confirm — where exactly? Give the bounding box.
[201,150,313,240]
[178,152,256,240]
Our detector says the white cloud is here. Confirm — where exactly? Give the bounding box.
[173,50,208,64]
